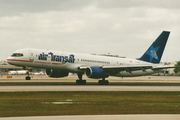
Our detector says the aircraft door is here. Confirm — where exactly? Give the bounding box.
[29,50,34,61]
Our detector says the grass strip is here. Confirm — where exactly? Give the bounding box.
[0,91,180,117]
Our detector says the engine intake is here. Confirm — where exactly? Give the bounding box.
[46,69,69,78]
[86,67,108,79]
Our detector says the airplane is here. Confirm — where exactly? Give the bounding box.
[7,31,176,85]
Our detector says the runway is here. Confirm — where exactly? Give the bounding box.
[0,85,180,92]
[1,75,180,83]
[1,115,180,120]
[0,76,180,92]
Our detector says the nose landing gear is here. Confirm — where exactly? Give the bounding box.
[23,67,31,80]
[25,71,31,80]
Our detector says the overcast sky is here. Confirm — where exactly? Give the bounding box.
[0,0,180,62]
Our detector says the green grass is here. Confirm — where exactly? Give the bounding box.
[0,91,180,117]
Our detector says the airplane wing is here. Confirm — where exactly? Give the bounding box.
[78,65,153,72]
[102,65,152,69]
[78,65,177,73]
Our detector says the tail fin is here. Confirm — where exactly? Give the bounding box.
[139,31,170,63]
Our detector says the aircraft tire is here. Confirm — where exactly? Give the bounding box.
[98,80,109,85]
[25,76,31,80]
[76,80,86,85]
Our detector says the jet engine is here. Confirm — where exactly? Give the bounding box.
[46,69,69,78]
[85,67,108,79]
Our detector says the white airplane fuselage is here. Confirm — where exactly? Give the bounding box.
[7,48,163,77]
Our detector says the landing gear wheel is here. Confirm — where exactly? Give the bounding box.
[76,73,86,85]
[76,80,86,85]
[26,76,31,80]
[98,80,109,85]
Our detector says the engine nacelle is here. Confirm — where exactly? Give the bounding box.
[86,67,108,79]
[46,69,69,78]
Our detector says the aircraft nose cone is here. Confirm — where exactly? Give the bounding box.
[7,56,13,64]
[7,57,10,62]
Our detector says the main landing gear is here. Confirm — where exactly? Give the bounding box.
[76,73,86,85]
[98,78,109,85]
[76,73,109,85]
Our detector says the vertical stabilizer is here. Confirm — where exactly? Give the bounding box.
[139,31,170,63]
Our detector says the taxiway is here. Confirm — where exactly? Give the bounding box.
[0,85,180,92]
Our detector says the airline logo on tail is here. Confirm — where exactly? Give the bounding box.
[145,46,160,62]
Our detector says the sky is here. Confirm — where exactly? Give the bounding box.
[0,0,180,62]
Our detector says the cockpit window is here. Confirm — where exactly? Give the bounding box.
[11,53,23,57]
